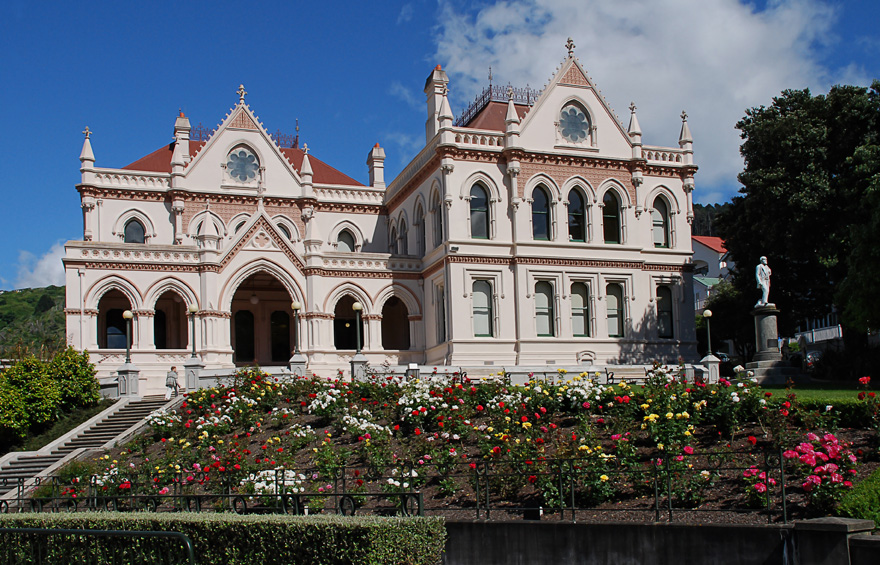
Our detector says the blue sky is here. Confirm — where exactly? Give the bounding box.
[1,0,878,290]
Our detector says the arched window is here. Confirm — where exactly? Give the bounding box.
[571,282,590,337]
[235,221,246,233]
[226,146,260,182]
[399,220,408,255]
[657,286,674,338]
[469,184,489,239]
[278,224,292,241]
[124,219,145,244]
[416,206,426,256]
[472,280,493,337]
[333,295,363,350]
[559,102,591,143]
[532,186,550,240]
[602,191,621,244]
[652,197,670,248]
[381,296,411,350]
[432,193,443,248]
[568,189,586,242]
[337,229,356,252]
[606,284,624,338]
[390,226,398,254]
[270,311,290,362]
[535,281,555,337]
[233,310,255,363]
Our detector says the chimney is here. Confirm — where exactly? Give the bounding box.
[367,143,386,189]
[424,65,450,143]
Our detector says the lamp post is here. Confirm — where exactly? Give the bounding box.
[703,309,713,355]
[123,310,133,364]
[352,301,363,354]
[291,301,301,355]
[188,304,198,358]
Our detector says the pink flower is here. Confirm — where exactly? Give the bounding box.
[159,487,169,495]
[859,376,871,386]
[799,454,817,466]
[754,482,767,493]
[683,446,694,455]
[783,450,798,459]
[806,432,820,441]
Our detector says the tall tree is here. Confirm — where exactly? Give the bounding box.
[717,82,880,334]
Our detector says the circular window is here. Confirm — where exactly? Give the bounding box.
[227,147,259,182]
[559,104,590,143]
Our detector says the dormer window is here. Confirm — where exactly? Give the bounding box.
[559,103,590,143]
[227,146,259,182]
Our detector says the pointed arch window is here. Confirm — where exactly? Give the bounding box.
[571,282,590,337]
[416,206,426,256]
[532,186,550,240]
[602,191,621,244]
[535,281,555,337]
[399,220,408,255]
[469,184,489,239]
[432,193,443,248]
[337,229,356,253]
[606,283,624,338]
[652,197,670,248]
[390,226,398,254]
[472,280,493,337]
[657,286,674,338]
[568,189,586,242]
[124,219,145,244]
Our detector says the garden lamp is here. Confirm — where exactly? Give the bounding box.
[352,301,363,354]
[703,309,713,355]
[123,309,133,364]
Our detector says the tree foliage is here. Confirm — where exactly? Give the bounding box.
[717,82,880,333]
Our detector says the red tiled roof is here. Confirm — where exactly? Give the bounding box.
[463,101,529,131]
[692,236,727,254]
[122,141,364,187]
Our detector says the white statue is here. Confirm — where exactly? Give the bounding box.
[755,256,771,307]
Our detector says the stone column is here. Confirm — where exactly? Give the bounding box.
[752,305,781,362]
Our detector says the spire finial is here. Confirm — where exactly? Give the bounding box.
[295,119,300,133]
[507,85,514,100]
[302,142,309,154]
[566,37,575,57]
[629,102,637,114]
[488,66,493,85]
[237,84,247,103]
[82,126,91,139]
[681,110,688,122]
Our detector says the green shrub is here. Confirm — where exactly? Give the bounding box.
[49,346,100,412]
[0,513,446,565]
[0,378,27,445]
[837,467,880,525]
[2,355,60,430]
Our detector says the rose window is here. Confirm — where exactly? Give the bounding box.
[227,147,259,182]
[559,104,590,143]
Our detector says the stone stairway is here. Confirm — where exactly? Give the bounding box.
[0,395,171,498]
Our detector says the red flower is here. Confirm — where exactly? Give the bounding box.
[860,376,871,386]
[858,392,866,400]
[414,428,421,435]
[521,416,528,422]
[528,475,538,484]
[747,436,757,446]
[469,463,477,470]
[476,405,484,411]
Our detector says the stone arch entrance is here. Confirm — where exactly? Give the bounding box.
[334,295,364,350]
[154,291,188,349]
[231,272,295,366]
[381,296,410,350]
[97,289,131,349]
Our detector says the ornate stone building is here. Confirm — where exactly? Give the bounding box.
[65,48,698,394]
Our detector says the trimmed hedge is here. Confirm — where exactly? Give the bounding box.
[837,467,880,526]
[0,512,446,565]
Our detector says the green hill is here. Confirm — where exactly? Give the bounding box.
[0,285,66,361]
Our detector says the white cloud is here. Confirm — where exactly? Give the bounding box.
[15,243,65,289]
[434,0,852,202]
[389,80,422,110]
[398,3,415,24]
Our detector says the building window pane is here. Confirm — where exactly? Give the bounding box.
[416,208,426,256]
[399,220,408,255]
[473,280,493,337]
[470,184,489,239]
[432,195,443,248]
[124,219,145,244]
[571,282,590,337]
[568,190,586,242]
[437,285,447,343]
[535,281,554,337]
[338,230,355,252]
[657,286,674,338]
[606,283,624,337]
[603,192,621,244]
[652,197,669,248]
[532,187,550,240]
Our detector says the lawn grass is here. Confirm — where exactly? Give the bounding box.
[761,381,866,403]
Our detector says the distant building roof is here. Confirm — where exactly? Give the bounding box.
[122,141,364,186]
[692,236,726,254]
[694,276,722,288]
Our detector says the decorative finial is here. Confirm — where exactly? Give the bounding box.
[295,119,299,133]
[507,85,514,100]
[82,126,91,139]
[629,102,637,113]
[566,37,575,57]
[302,143,309,154]
[237,84,247,103]
[681,110,688,121]
[488,66,493,84]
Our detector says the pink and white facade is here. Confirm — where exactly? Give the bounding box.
[64,52,699,395]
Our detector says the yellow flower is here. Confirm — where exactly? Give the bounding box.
[684,430,692,437]
[665,412,674,419]
[600,475,609,482]
[657,443,665,450]
[640,403,650,410]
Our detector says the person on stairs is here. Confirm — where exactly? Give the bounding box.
[165,366,179,400]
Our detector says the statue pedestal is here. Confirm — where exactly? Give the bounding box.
[747,305,799,384]
[117,363,140,397]
[289,352,308,378]
[184,356,205,391]
[350,353,368,381]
